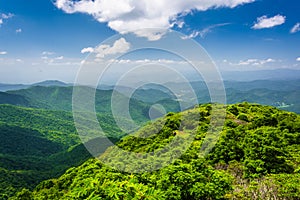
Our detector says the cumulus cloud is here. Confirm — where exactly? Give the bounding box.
[297,57,300,62]
[16,28,22,33]
[290,23,300,34]
[81,47,94,54]
[0,51,7,55]
[82,38,130,59]
[54,0,254,40]
[252,15,286,29]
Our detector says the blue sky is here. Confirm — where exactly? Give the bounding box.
[0,0,299,83]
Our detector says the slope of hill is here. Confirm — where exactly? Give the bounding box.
[0,104,79,147]
[0,104,125,199]
[0,92,29,106]
[7,86,157,124]
[15,103,300,200]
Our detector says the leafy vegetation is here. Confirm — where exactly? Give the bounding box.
[11,103,299,199]
[0,92,29,106]
[0,104,125,199]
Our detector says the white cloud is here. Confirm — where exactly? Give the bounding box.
[16,28,22,33]
[237,58,276,66]
[54,0,254,40]
[0,51,7,55]
[182,23,231,39]
[109,58,186,65]
[297,57,300,62]
[41,53,64,64]
[1,13,14,19]
[252,15,286,29]
[55,56,64,60]
[81,47,94,54]
[290,23,300,34]
[90,38,130,59]
[0,13,14,26]
[42,51,55,55]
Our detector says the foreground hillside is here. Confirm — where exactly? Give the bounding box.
[14,103,300,199]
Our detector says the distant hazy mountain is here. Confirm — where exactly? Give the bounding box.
[32,80,69,87]
[0,78,299,114]
[0,83,28,92]
[220,69,300,81]
[0,80,69,92]
[0,80,300,114]
[224,79,300,91]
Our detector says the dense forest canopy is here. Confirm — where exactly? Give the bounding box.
[7,102,299,200]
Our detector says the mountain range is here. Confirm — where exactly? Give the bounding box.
[0,78,299,199]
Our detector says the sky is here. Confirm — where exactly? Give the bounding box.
[0,0,299,83]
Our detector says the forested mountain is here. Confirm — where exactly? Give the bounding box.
[0,79,299,114]
[0,104,124,199]
[12,103,300,200]
[0,92,29,106]
[1,81,299,115]
[6,86,162,124]
[0,80,69,92]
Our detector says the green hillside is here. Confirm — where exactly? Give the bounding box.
[0,92,29,106]
[7,86,160,124]
[0,104,125,199]
[0,104,79,147]
[15,103,300,199]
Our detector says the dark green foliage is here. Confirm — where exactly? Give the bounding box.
[0,92,29,106]
[0,124,63,156]
[208,103,300,178]
[0,104,123,199]
[237,113,248,122]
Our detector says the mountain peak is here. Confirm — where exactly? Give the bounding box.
[32,80,69,87]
